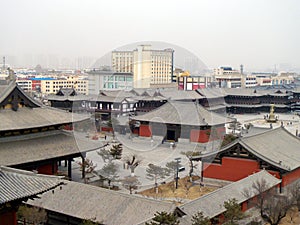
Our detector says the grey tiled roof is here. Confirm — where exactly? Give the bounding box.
[89,94,128,103]
[224,88,290,97]
[134,101,233,126]
[240,126,272,137]
[47,95,89,101]
[0,166,63,205]
[100,90,136,98]
[158,89,203,100]
[0,81,41,107]
[28,181,175,225]
[226,103,289,108]
[197,88,227,99]
[179,170,280,222]
[132,88,203,100]
[200,127,300,172]
[197,87,292,98]
[0,130,105,166]
[0,81,89,131]
[0,107,89,131]
[0,82,17,104]
[240,127,300,171]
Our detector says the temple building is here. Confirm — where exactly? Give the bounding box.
[0,79,103,179]
[46,87,87,112]
[132,101,233,143]
[0,166,63,225]
[193,127,300,192]
[178,170,281,224]
[197,87,300,114]
[27,179,175,225]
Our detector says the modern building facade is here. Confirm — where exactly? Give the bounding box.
[112,45,174,88]
[214,67,242,88]
[40,76,88,95]
[178,75,213,90]
[88,69,133,95]
[16,79,32,92]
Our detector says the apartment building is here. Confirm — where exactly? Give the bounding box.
[213,67,242,88]
[16,79,32,92]
[272,72,294,85]
[241,75,257,88]
[40,76,88,95]
[213,66,241,76]
[112,45,174,88]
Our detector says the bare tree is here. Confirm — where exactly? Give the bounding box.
[78,158,97,183]
[243,178,294,225]
[182,178,193,198]
[243,178,269,217]
[181,151,200,182]
[261,194,290,225]
[97,162,119,188]
[124,154,142,177]
[146,164,170,194]
[287,181,300,209]
[122,176,141,194]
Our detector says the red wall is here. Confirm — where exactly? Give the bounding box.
[241,201,248,212]
[101,127,113,132]
[190,129,209,143]
[31,80,41,91]
[0,211,17,225]
[190,127,225,143]
[203,157,260,181]
[63,124,73,131]
[38,163,57,175]
[139,125,152,137]
[282,167,300,187]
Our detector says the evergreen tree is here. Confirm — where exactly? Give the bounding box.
[191,211,210,225]
[145,211,179,225]
[109,143,123,159]
[97,162,119,188]
[146,164,170,194]
[223,198,244,225]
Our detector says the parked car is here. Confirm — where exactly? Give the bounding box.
[178,166,185,172]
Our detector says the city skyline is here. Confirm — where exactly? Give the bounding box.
[1,0,300,71]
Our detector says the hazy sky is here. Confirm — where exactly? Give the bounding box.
[1,0,299,70]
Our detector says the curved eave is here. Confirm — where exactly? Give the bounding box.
[193,138,290,172]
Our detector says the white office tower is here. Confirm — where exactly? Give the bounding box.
[112,45,174,88]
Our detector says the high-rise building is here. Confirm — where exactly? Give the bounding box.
[112,45,174,88]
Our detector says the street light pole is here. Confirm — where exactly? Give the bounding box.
[175,157,181,189]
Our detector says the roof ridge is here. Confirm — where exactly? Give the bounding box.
[64,180,174,206]
[241,126,282,140]
[0,165,64,179]
[0,130,65,143]
[181,170,280,207]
